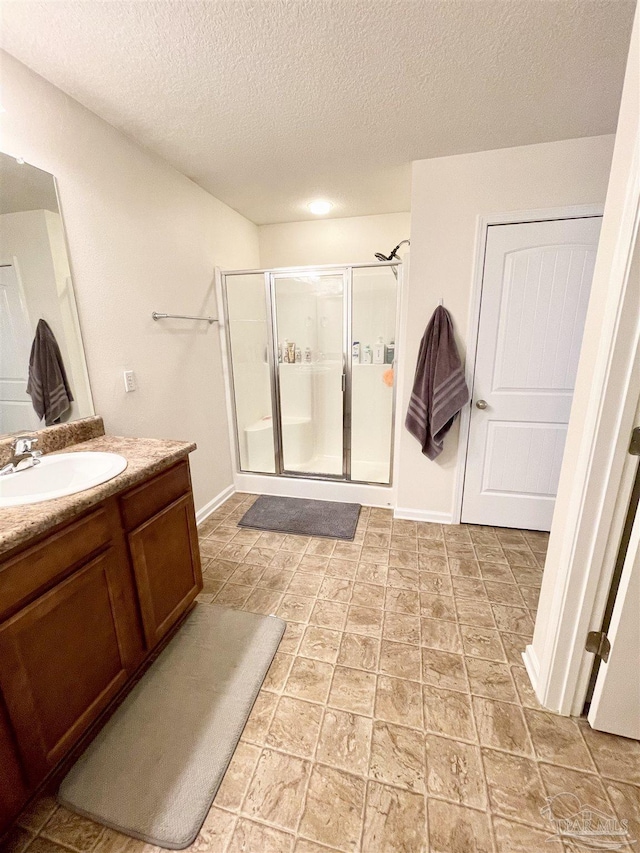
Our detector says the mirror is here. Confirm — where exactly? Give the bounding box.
[0,152,93,436]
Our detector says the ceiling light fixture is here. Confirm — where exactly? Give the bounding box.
[308,200,332,215]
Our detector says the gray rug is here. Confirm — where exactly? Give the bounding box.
[58,604,285,850]
[239,494,361,540]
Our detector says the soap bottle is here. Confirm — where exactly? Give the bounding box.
[352,341,360,362]
[282,340,289,363]
[287,341,296,364]
[295,346,302,364]
[303,347,312,363]
[385,340,395,364]
[373,337,385,364]
[362,344,373,364]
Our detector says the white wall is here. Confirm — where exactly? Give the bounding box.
[258,212,411,267]
[397,135,615,520]
[0,52,260,511]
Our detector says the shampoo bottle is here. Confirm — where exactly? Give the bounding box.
[373,337,385,364]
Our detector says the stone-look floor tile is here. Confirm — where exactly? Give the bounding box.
[519,585,541,610]
[383,612,421,645]
[390,535,418,554]
[363,531,391,549]
[230,564,266,586]
[446,542,477,558]
[418,553,448,573]
[279,622,306,655]
[244,588,283,616]
[416,521,443,540]
[295,842,342,853]
[199,538,226,558]
[379,639,421,681]
[258,531,287,549]
[350,581,385,609]
[478,561,517,585]
[423,684,476,741]
[318,577,353,602]
[421,617,462,653]
[232,529,262,546]
[448,557,481,578]
[260,566,295,591]
[337,633,379,671]
[242,691,278,743]
[306,537,336,557]
[418,571,453,595]
[491,604,534,636]
[455,598,496,628]
[213,583,253,609]
[418,540,447,558]
[499,631,530,665]
[425,734,486,808]
[356,562,388,585]
[465,658,518,702]
[451,576,487,599]
[281,534,311,553]
[285,657,334,703]
[422,648,469,692]
[204,558,238,582]
[16,796,58,832]
[362,781,427,853]
[386,587,420,615]
[427,799,493,853]
[482,747,546,826]
[495,529,526,546]
[40,807,104,852]
[387,566,420,589]
[0,827,35,853]
[277,594,316,623]
[460,625,506,661]
[345,605,383,637]
[605,779,640,846]
[215,741,262,809]
[263,652,295,692]
[309,600,348,630]
[361,545,391,565]
[444,525,472,543]
[315,708,372,775]
[333,542,362,562]
[539,762,614,816]
[266,696,324,758]
[510,665,542,709]
[287,573,323,597]
[219,544,252,562]
[473,544,508,564]
[242,748,310,831]
[393,519,418,537]
[579,721,640,784]
[503,546,538,568]
[328,666,376,715]
[483,580,524,607]
[92,827,160,851]
[510,564,543,587]
[298,555,330,575]
[243,546,277,568]
[370,721,426,793]
[493,817,564,852]
[299,626,342,663]
[524,710,595,772]
[375,675,423,728]
[227,818,294,853]
[19,839,92,853]
[270,551,303,572]
[472,696,532,756]
[418,592,456,621]
[298,765,366,853]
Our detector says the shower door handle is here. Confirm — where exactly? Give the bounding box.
[341,374,346,392]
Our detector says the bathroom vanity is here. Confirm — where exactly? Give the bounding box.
[0,420,202,835]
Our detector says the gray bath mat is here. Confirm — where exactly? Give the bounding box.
[239,494,361,540]
[58,604,285,850]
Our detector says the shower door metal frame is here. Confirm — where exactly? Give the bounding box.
[220,261,401,487]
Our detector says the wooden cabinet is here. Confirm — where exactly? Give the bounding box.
[0,458,202,836]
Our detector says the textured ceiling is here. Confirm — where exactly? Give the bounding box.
[0,1,635,224]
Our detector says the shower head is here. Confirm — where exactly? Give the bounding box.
[374,240,410,263]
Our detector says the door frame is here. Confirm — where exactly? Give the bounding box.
[452,203,605,525]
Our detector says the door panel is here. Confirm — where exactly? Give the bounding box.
[462,217,602,530]
[272,272,346,477]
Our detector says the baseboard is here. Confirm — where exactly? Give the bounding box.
[196,484,235,525]
[393,507,453,524]
[522,643,542,703]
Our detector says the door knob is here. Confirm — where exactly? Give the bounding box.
[475,399,488,410]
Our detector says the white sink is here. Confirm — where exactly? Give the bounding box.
[0,452,128,507]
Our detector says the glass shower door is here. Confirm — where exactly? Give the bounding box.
[272,272,346,477]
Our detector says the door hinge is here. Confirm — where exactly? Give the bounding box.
[629,427,640,456]
[586,630,611,662]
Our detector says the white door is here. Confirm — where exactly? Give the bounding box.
[588,470,640,739]
[0,262,39,433]
[462,217,602,531]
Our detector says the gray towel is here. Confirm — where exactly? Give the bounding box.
[26,319,74,425]
[405,305,469,460]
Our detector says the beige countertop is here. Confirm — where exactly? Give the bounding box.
[0,434,196,559]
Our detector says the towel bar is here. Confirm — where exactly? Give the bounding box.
[152,312,217,324]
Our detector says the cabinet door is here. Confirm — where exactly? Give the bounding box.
[128,493,202,648]
[0,548,137,783]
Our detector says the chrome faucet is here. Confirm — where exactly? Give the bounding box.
[0,435,43,476]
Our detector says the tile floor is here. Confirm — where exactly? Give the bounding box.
[6,494,640,853]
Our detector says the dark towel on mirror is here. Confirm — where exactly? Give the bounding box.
[405,305,469,460]
[26,319,74,425]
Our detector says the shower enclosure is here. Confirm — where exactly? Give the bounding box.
[219,262,400,489]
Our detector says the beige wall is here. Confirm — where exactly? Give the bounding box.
[397,134,615,519]
[258,212,411,267]
[0,52,260,512]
